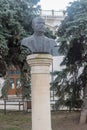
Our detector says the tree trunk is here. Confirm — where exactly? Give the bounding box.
[80,83,87,124]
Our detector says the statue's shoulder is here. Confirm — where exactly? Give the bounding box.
[44,36,56,45]
[21,35,34,46]
[22,35,33,42]
[44,36,50,42]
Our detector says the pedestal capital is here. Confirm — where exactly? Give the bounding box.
[27,54,53,67]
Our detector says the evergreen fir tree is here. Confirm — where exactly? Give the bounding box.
[0,0,40,98]
[52,0,87,111]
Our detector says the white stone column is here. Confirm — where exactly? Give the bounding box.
[27,54,53,130]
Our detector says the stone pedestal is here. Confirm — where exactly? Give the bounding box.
[27,54,53,130]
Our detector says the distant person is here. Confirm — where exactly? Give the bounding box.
[21,16,56,55]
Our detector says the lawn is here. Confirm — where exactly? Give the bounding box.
[0,110,87,130]
[0,111,31,130]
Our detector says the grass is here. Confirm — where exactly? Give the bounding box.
[0,110,87,130]
[4,128,18,130]
[0,111,31,130]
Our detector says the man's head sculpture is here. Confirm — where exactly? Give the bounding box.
[21,16,56,54]
[32,16,45,34]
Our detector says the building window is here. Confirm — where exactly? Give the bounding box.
[9,70,15,75]
[16,78,21,88]
[10,78,15,89]
[16,70,20,75]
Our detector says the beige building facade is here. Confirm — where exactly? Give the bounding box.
[40,9,65,34]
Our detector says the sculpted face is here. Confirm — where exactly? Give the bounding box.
[32,17,45,33]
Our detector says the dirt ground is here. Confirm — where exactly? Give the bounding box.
[51,111,87,130]
[0,110,87,130]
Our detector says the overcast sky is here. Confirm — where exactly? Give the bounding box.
[39,0,75,10]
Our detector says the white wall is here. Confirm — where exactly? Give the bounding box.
[0,78,5,97]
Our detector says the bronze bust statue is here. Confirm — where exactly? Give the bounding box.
[21,16,56,55]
